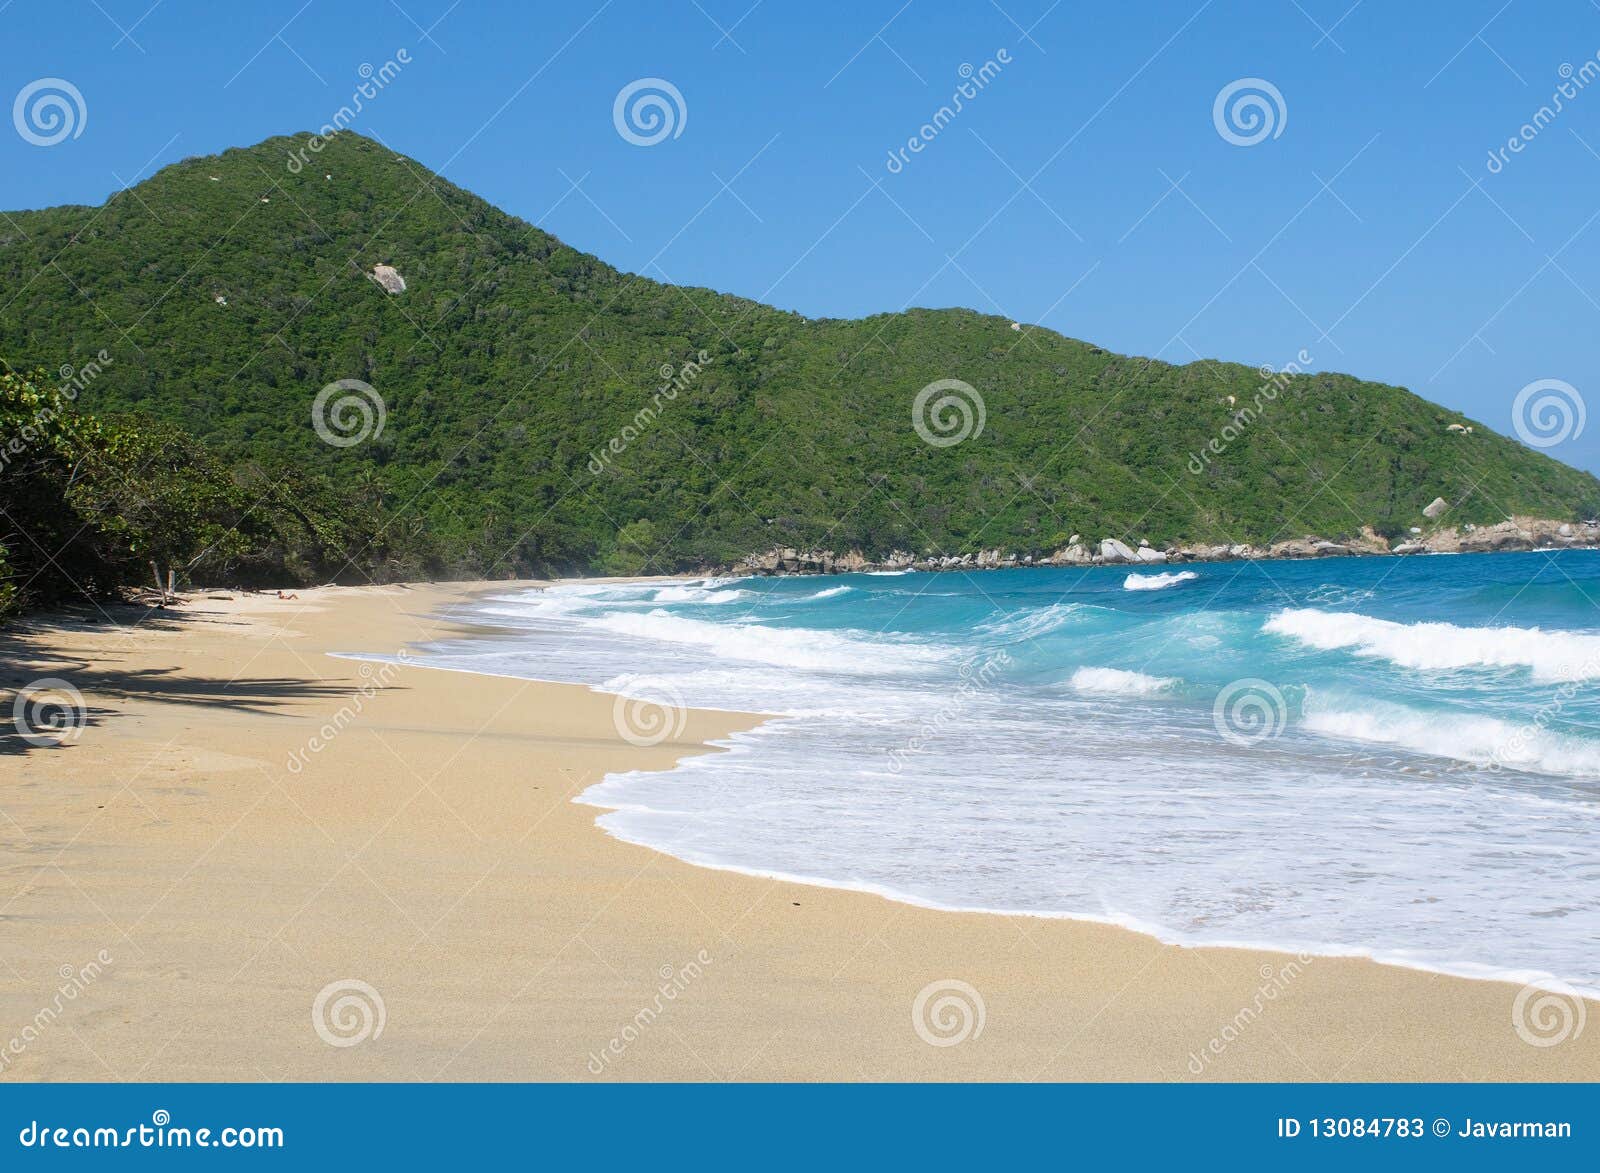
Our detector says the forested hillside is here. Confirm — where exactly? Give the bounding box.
[3,131,1596,590]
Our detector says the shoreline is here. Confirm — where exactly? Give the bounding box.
[581,783,1600,1002]
[1,581,1596,1080]
[460,571,1600,999]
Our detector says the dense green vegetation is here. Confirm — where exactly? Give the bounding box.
[3,130,1597,592]
[0,368,438,618]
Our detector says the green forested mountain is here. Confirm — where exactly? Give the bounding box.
[3,131,1597,583]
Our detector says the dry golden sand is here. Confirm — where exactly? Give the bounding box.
[0,581,1595,1081]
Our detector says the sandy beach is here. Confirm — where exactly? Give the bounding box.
[0,581,1594,1081]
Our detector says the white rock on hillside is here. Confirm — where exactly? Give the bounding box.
[370,264,407,294]
[1422,496,1448,519]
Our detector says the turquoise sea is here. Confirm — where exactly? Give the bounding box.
[398,551,1600,993]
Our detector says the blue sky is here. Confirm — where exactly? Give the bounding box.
[6,0,1600,472]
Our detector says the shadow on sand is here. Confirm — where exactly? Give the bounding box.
[0,602,373,757]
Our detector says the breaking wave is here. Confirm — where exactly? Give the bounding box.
[1069,666,1179,695]
[1264,609,1600,683]
[1123,570,1199,591]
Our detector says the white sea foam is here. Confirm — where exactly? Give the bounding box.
[1069,666,1179,695]
[487,582,631,608]
[1265,608,1600,682]
[1304,702,1600,777]
[1123,570,1198,592]
[488,580,757,616]
[587,608,947,673]
[802,585,853,600]
[646,586,697,602]
[579,791,1600,999]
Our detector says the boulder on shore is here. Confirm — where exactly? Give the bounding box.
[1457,520,1533,553]
[1098,538,1136,564]
[724,514,1598,576]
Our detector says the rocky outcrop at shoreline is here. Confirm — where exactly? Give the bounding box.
[727,516,1600,577]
